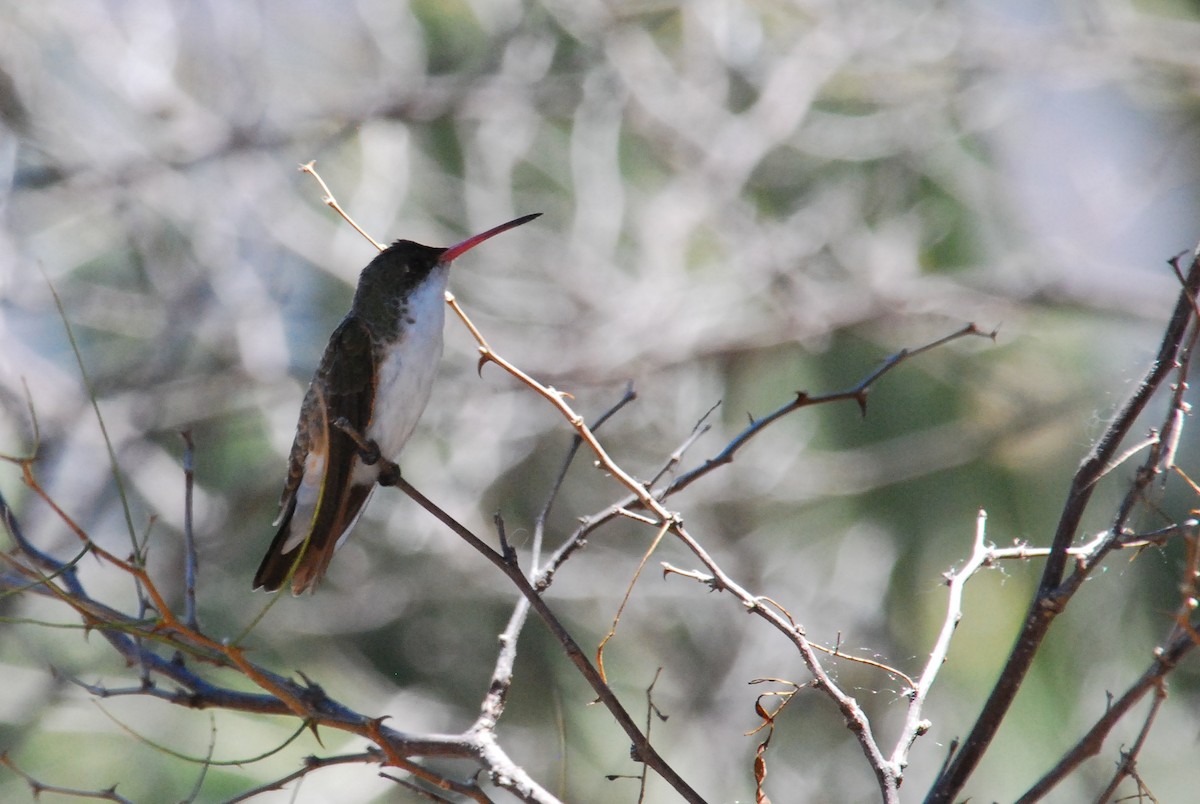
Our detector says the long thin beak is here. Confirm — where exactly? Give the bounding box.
[441,213,541,262]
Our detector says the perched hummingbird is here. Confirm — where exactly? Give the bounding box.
[254,213,540,594]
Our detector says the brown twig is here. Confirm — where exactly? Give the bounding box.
[290,165,995,801]
[596,519,671,684]
[298,161,384,251]
[0,481,552,802]
[664,323,997,500]
[297,163,696,801]
[446,293,670,519]
[746,678,803,804]
[1016,629,1195,802]
[532,383,638,571]
[1094,678,1167,804]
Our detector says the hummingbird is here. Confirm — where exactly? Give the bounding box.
[254,213,540,594]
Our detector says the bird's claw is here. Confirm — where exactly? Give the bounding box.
[332,416,382,464]
[331,417,401,486]
[377,462,401,487]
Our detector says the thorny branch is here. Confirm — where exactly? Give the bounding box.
[295,165,702,800]
[1016,517,1200,803]
[7,163,1195,804]
[0,752,135,804]
[536,323,996,588]
[301,162,982,802]
[433,229,988,802]
[476,386,637,733]
[7,164,997,802]
[928,247,1200,802]
[0,481,554,803]
[387,475,705,803]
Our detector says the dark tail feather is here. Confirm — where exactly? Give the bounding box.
[253,483,373,595]
[252,503,300,593]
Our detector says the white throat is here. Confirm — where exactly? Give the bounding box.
[352,264,450,484]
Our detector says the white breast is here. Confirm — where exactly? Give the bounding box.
[352,266,449,485]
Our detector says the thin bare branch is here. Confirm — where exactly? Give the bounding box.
[928,250,1200,802]
[663,521,899,801]
[889,510,988,779]
[1,478,552,802]
[0,752,134,804]
[224,751,384,804]
[596,520,671,684]
[181,430,198,630]
[539,324,995,588]
[299,161,384,251]
[663,323,995,500]
[390,474,703,804]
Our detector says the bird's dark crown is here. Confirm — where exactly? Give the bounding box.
[353,239,446,300]
[348,240,449,336]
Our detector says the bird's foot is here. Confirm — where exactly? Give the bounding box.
[331,417,381,464]
[376,461,401,487]
[331,417,401,486]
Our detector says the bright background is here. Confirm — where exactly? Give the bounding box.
[2,2,1200,802]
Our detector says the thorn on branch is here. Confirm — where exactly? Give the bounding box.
[854,390,868,418]
[376,461,400,487]
[331,417,380,465]
[331,417,401,485]
[305,719,325,747]
[661,562,718,590]
[295,671,328,706]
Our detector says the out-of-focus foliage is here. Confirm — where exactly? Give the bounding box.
[1,2,1199,802]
